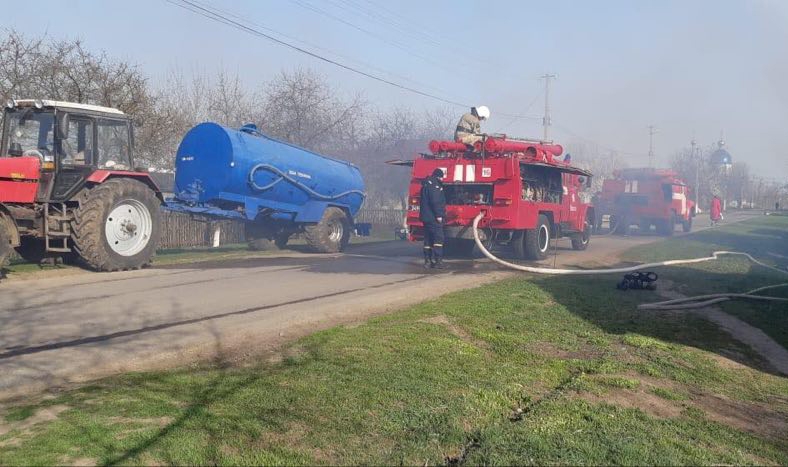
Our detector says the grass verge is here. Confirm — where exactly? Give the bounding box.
[1,218,786,465]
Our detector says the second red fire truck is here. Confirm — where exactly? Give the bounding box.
[393,137,594,260]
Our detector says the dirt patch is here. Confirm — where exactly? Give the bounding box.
[573,372,788,439]
[419,315,491,351]
[577,388,683,418]
[690,392,788,440]
[62,457,98,466]
[0,404,69,437]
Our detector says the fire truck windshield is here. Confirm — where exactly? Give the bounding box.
[3,109,54,157]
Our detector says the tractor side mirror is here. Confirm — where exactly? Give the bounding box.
[57,113,70,140]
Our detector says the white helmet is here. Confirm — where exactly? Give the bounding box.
[474,105,490,120]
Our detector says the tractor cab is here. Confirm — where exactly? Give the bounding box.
[1,99,135,203]
[0,99,161,272]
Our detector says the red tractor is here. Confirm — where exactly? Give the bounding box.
[598,168,695,236]
[0,99,162,271]
[395,137,594,260]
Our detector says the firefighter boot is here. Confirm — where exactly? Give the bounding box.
[423,246,433,269]
[432,243,445,269]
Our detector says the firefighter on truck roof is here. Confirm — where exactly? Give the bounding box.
[420,168,448,269]
[454,106,490,145]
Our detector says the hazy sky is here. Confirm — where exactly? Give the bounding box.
[7,0,787,178]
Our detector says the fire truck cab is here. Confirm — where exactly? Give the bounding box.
[400,138,594,260]
[598,168,695,236]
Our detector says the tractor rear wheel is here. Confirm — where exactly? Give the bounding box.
[71,178,161,271]
[522,214,551,260]
[571,220,591,251]
[304,207,350,253]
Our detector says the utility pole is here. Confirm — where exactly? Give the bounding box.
[541,73,557,141]
[647,125,657,167]
[691,138,700,207]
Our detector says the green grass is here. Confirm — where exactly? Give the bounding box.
[1,218,787,465]
[622,215,788,350]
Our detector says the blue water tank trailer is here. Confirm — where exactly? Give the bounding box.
[166,122,366,253]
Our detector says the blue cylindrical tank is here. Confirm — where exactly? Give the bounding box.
[174,122,365,221]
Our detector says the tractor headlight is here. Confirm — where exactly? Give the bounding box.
[5,99,16,109]
[33,99,44,109]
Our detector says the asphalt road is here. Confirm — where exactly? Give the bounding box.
[0,211,758,399]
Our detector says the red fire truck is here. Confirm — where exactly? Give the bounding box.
[393,137,594,260]
[598,168,695,236]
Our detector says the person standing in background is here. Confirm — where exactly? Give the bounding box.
[710,195,722,226]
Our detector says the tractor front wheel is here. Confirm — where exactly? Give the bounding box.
[0,213,15,269]
[71,178,161,271]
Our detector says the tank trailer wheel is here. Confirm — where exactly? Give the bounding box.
[245,223,275,251]
[571,220,592,251]
[304,207,351,253]
[71,178,161,272]
[274,233,290,250]
[520,214,551,260]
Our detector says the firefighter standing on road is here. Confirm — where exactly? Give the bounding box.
[454,106,490,145]
[420,168,447,269]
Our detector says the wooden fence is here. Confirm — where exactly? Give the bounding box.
[354,209,406,227]
[8,209,406,260]
[158,212,245,249]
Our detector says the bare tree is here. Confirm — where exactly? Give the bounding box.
[260,69,365,153]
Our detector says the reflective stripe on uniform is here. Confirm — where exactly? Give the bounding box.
[434,243,443,247]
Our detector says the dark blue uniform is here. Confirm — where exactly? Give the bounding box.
[419,171,447,267]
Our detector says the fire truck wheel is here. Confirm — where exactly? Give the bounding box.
[71,178,161,272]
[305,207,351,253]
[611,216,629,235]
[682,217,692,233]
[571,221,591,251]
[523,214,551,260]
[443,239,475,258]
[657,216,675,236]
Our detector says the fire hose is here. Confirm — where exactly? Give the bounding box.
[249,163,366,201]
[470,212,788,310]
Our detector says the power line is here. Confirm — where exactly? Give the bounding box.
[289,0,459,74]
[166,0,541,120]
[175,0,448,95]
